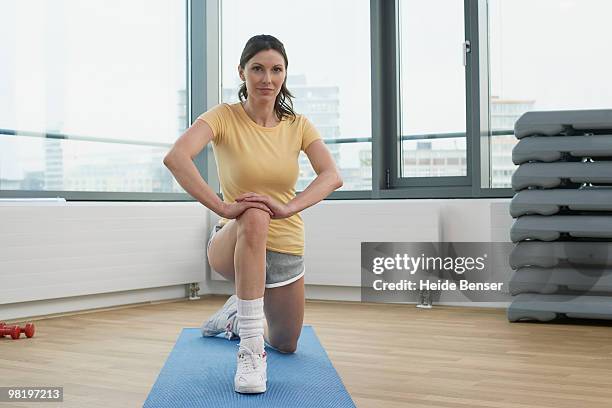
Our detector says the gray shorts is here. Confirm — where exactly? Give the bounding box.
[206,223,305,288]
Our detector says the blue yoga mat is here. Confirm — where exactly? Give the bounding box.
[143,325,356,408]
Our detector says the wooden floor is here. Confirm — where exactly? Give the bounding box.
[2,296,612,408]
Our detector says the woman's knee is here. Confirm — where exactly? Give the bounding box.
[237,208,270,244]
[271,340,298,354]
[268,331,300,354]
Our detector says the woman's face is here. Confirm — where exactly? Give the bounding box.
[239,49,286,102]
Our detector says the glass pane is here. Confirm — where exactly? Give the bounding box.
[489,0,612,188]
[398,0,466,178]
[0,137,183,193]
[297,142,371,191]
[402,139,466,177]
[220,0,371,191]
[0,0,187,193]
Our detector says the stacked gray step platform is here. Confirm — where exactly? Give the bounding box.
[507,109,612,322]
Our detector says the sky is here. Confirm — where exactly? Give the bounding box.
[1,0,611,178]
[0,0,185,177]
[221,0,371,140]
[488,0,612,109]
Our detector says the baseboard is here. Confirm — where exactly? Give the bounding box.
[0,284,189,322]
[1,282,511,323]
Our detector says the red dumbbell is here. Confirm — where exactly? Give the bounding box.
[0,324,21,340]
[0,322,14,336]
[0,322,35,339]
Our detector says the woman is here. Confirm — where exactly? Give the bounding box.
[163,34,343,394]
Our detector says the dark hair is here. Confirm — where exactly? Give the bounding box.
[238,35,296,122]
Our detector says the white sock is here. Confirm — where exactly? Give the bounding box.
[236,296,265,354]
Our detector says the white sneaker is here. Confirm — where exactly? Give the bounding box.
[234,345,267,394]
[200,295,238,340]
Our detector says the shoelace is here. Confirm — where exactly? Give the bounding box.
[224,313,237,340]
[225,322,233,340]
[237,345,265,374]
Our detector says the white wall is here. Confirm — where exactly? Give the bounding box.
[0,198,513,321]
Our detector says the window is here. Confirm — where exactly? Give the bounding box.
[220,0,372,191]
[488,0,612,188]
[397,0,467,180]
[0,0,187,194]
[4,1,606,201]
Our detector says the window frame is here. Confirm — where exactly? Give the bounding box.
[367,0,512,200]
[374,0,510,199]
[0,0,515,202]
[392,0,472,189]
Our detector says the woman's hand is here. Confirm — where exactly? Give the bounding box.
[219,200,273,219]
[235,192,294,219]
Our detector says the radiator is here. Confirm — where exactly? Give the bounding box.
[0,201,207,305]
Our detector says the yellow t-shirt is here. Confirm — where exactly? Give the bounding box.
[197,102,322,256]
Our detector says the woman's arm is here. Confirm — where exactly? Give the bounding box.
[164,120,272,218]
[286,139,343,215]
